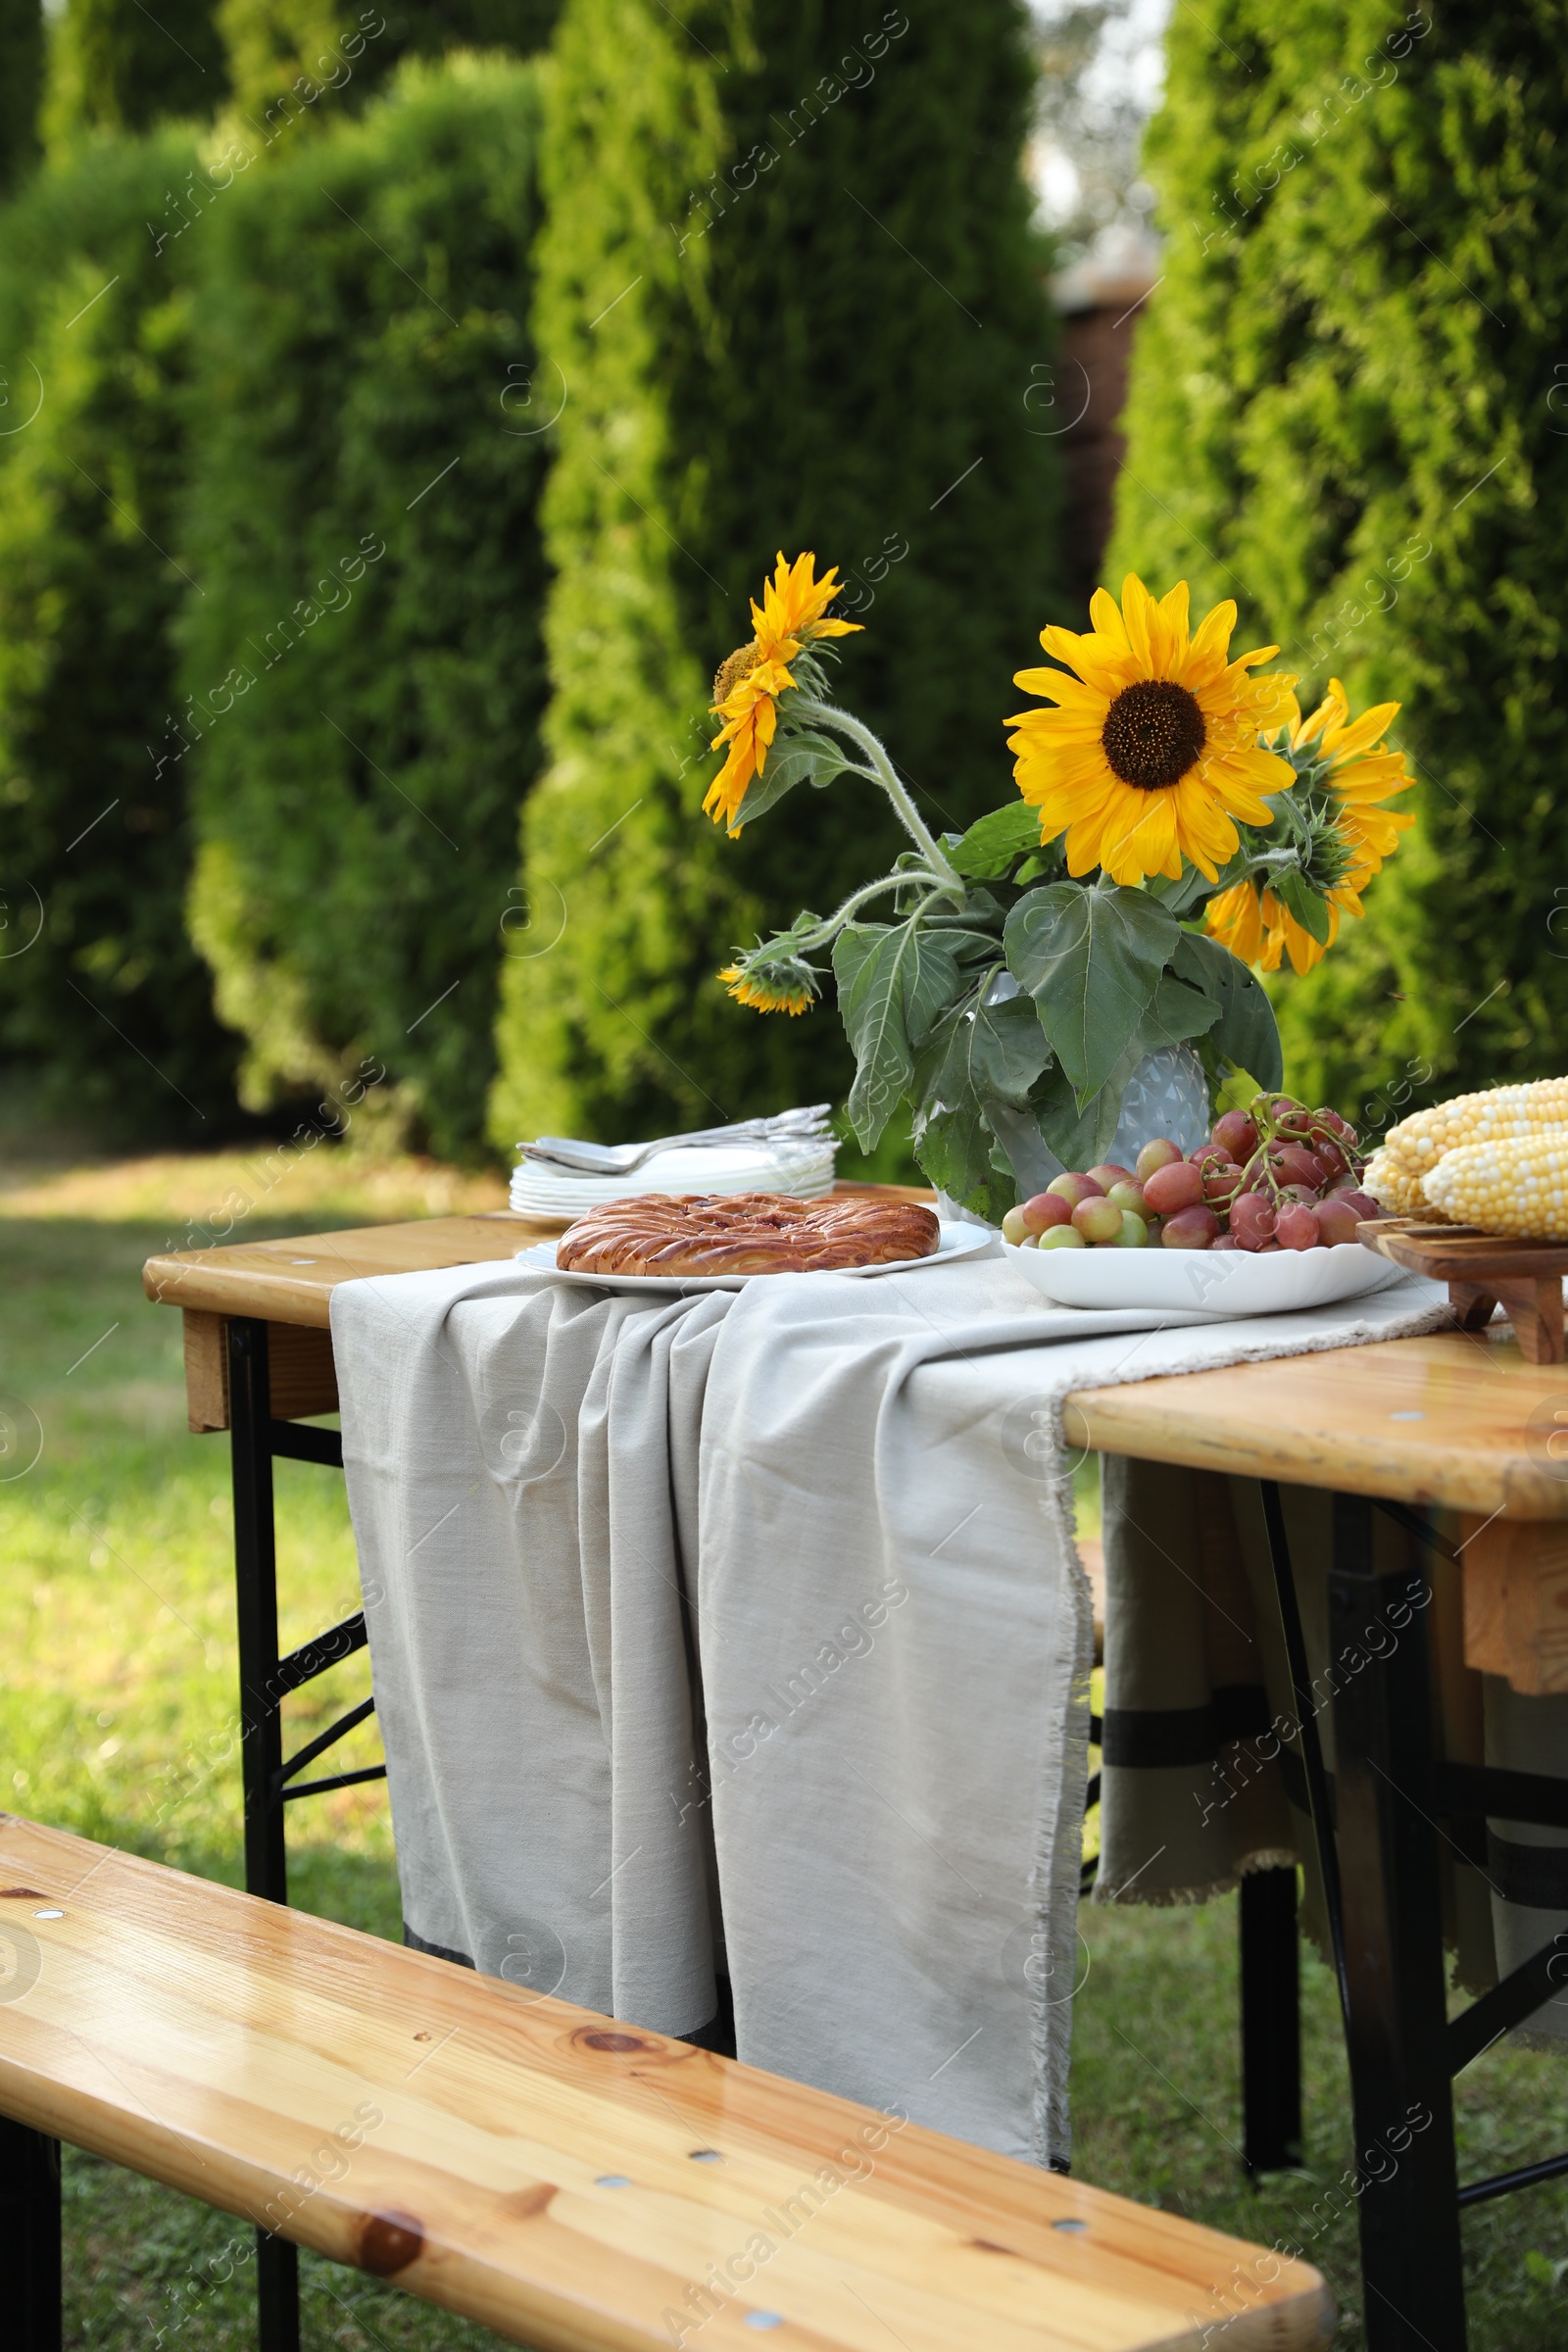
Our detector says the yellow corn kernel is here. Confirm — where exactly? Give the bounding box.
[1423,1132,1568,1238]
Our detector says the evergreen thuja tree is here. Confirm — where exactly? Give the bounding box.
[179,57,550,1157]
[45,0,228,138]
[0,131,245,1139]
[0,0,42,192]
[491,0,1063,1149]
[1108,0,1568,1124]
[217,0,559,127]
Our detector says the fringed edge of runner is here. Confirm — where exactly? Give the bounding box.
[1093,1846,1302,1908]
[1031,1455,1097,2173]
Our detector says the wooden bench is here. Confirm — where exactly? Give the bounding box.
[0,1816,1333,2350]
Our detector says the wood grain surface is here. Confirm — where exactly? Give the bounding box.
[0,1819,1331,2352]
[180,1309,339,1432]
[1062,1325,1568,1521]
[143,1213,548,1330]
[1460,1514,1568,1693]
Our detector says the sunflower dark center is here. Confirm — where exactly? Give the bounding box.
[1100,678,1206,791]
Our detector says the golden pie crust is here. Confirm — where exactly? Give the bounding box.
[555,1191,941,1278]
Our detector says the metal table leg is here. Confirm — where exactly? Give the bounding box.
[223,1315,383,2352]
[227,1318,299,2348]
[0,2117,62,2351]
[229,1320,288,1909]
[1329,1490,1464,2352]
[1240,1865,1301,2173]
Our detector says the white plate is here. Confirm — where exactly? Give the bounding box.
[514,1218,995,1294]
[1005,1235,1405,1317]
[509,1141,837,1215]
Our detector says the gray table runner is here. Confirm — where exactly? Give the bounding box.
[333,1250,1467,2161]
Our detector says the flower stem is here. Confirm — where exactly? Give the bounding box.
[793,696,963,891]
[792,867,953,951]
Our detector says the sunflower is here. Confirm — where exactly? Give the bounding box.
[718,949,818,1016]
[1204,679,1415,975]
[704,659,796,831]
[1006,574,1299,885]
[705,553,861,832]
[1290,675,1415,883]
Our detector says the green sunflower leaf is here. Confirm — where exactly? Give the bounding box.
[949,801,1045,879]
[1270,866,1334,946]
[916,985,1053,1115]
[1172,929,1284,1091]
[728,729,850,831]
[834,918,960,1151]
[1004,882,1177,1102]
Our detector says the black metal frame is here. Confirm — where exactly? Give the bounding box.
[1,2117,62,2352]
[1260,1480,1568,2351]
[227,1315,384,2352]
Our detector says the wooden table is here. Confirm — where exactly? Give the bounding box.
[141,1206,1568,2352]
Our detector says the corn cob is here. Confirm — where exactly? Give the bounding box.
[1363,1146,1447,1219]
[1381,1079,1568,1183]
[1423,1131,1568,1238]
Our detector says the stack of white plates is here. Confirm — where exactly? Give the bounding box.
[510,1139,839,1219]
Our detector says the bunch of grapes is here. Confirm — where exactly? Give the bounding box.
[999,1094,1387,1255]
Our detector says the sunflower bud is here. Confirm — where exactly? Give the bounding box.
[717,943,820,1016]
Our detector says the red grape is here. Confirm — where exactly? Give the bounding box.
[1275,1202,1321,1250]
[1161,1203,1219,1250]
[1020,1192,1072,1234]
[1313,1197,1362,1247]
[1106,1178,1148,1217]
[1087,1162,1134,1191]
[1275,1144,1330,1190]
[1229,1191,1276,1251]
[1135,1137,1184,1181]
[1143,1160,1205,1215]
[1048,1171,1103,1206]
[1333,1189,1383,1223]
[1073,1196,1124,1244]
[1211,1110,1257,1160]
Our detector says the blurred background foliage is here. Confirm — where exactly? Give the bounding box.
[1109,0,1567,1121]
[491,0,1064,1146]
[0,0,1558,1154]
[178,53,549,1159]
[0,128,244,1142]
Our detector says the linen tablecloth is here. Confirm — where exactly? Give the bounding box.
[332,1246,1459,2162]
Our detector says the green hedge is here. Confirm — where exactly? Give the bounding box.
[178,55,549,1157]
[0,130,246,1140]
[217,0,559,124]
[1108,0,1568,1120]
[490,0,1062,1148]
[0,0,42,191]
[45,0,227,140]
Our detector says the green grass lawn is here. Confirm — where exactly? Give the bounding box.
[4,1134,1568,2345]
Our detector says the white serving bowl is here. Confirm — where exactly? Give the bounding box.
[1004,1235,1404,1317]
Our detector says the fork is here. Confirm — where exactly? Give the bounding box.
[517,1106,834,1178]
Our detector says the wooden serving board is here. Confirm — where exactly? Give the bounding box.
[1360,1217,1568,1363]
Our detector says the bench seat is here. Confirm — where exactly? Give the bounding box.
[0,1816,1332,2350]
